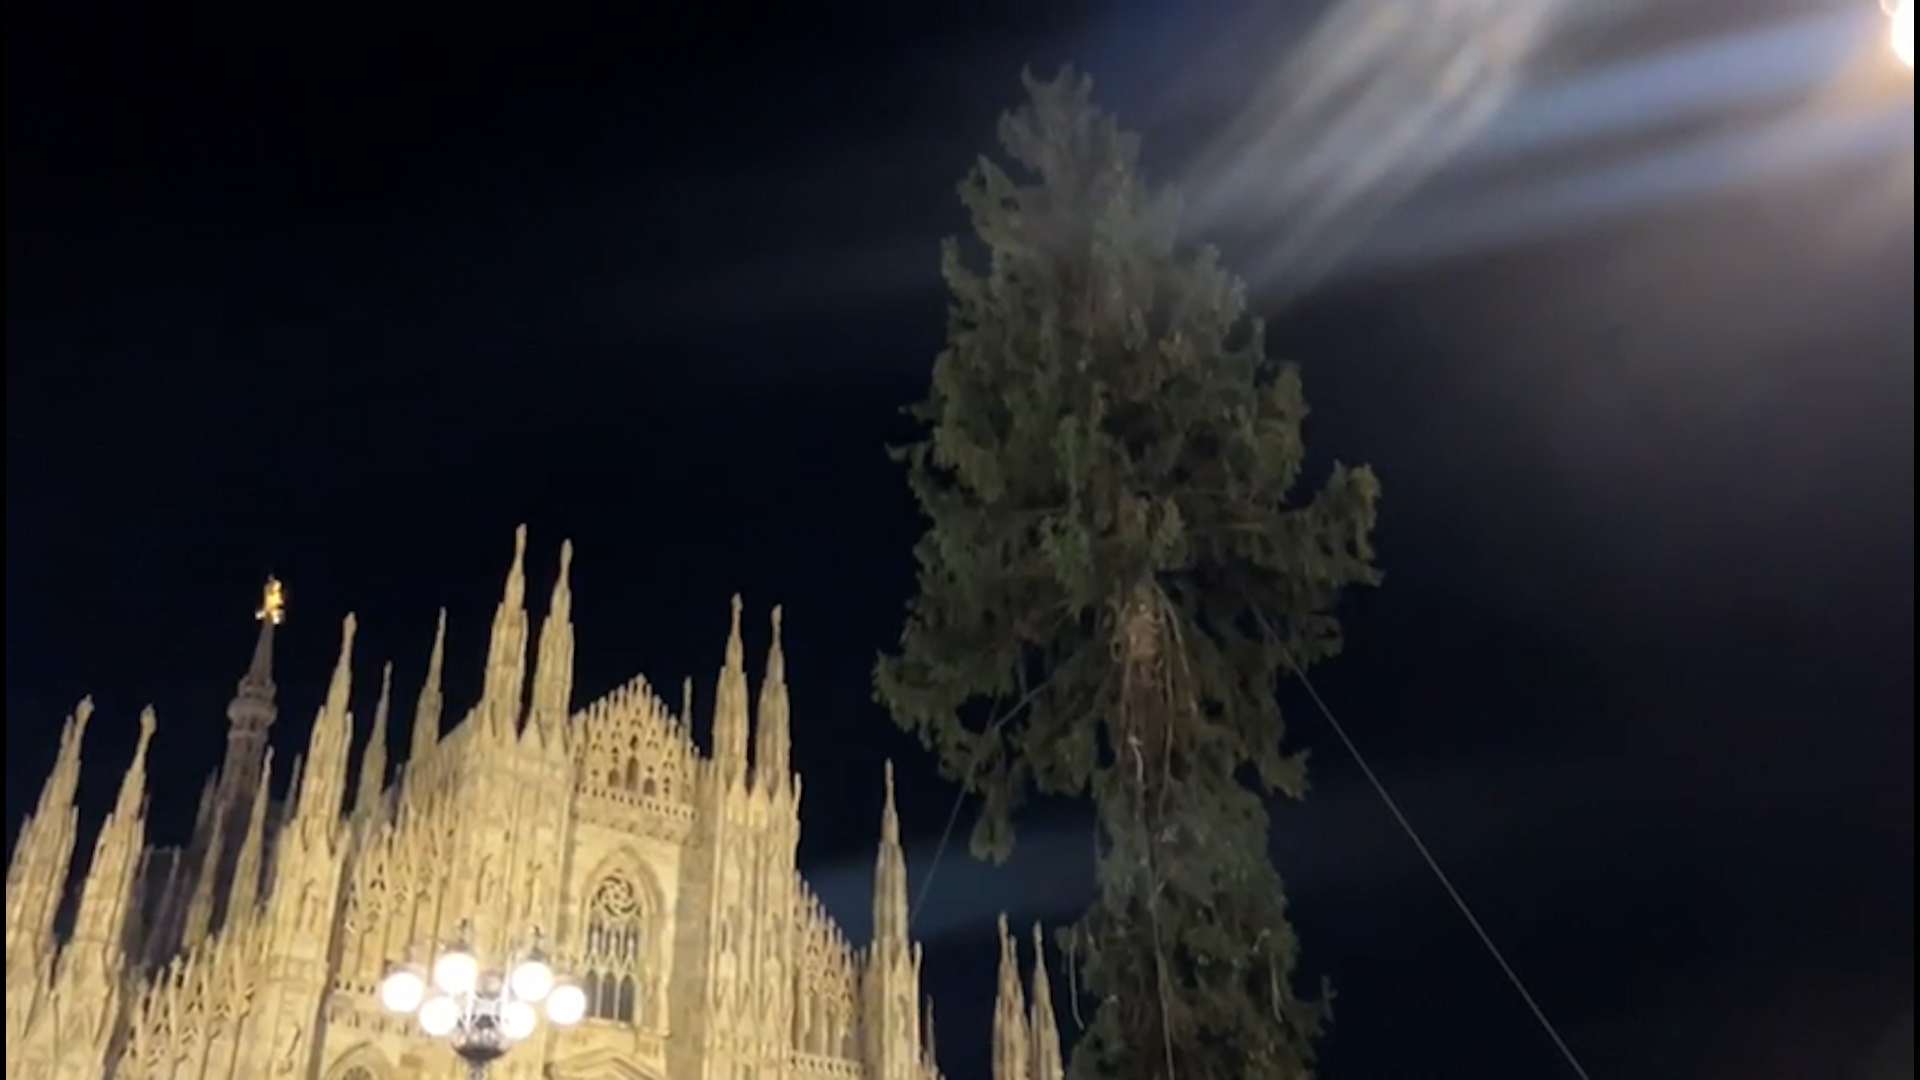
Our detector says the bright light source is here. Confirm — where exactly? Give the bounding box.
[418,995,461,1037]
[432,949,479,996]
[500,999,540,1041]
[1892,0,1915,67]
[545,982,587,1027]
[508,958,555,1004]
[378,966,426,1014]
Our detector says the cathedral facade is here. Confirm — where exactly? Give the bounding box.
[4,528,1064,1080]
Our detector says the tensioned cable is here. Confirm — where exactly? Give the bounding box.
[903,641,1594,1080]
[1276,641,1593,1080]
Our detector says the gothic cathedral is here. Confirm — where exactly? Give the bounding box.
[4,527,1064,1080]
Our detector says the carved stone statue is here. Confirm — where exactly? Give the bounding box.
[271,1019,304,1075]
[717,944,737,1006]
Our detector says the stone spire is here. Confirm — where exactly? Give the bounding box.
[171,580,287,952]
[409,609,447,765]
[712,595,750,787]
[228,576,284,737]
[207,578,283,852]
[70,708,157,948]
[482,526,532,739]
[528,539,576,750]
[924,997,940,1070]
[291,615,357,839]
[864,760,923,1076]
[355,662,393,818]
[228,749,274,918]
[188,776,218,852]
[180,804,229,947]
[992,915,1031,1080]
[873,761,909,950]
[754,605,792,793]
[53,707,156,1059]
[4,697,93,962]
[1029,924,1064,1080]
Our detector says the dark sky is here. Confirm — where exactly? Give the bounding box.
[6,2,1913,1079]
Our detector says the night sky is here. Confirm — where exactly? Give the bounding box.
[6,2,1913,1079]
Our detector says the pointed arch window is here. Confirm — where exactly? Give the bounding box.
[582,874,645,1023]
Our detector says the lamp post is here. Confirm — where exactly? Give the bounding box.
[1889,0,1914,68]
[378,924,588,1079]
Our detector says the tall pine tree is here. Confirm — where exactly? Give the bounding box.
[875,71,1382,1079]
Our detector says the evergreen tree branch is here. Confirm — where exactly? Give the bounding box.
[876,67,1381,1080]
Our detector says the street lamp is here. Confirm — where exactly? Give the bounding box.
[379,925,588,1079]
[1889,0,1914,68]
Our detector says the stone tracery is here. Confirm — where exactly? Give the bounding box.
[582,874,647,1025]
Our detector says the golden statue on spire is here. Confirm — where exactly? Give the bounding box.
[257,576,287,625]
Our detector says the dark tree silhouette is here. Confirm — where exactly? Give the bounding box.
[876,71,1383,1079]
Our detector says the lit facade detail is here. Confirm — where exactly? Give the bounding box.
[3,528,1064,1079]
